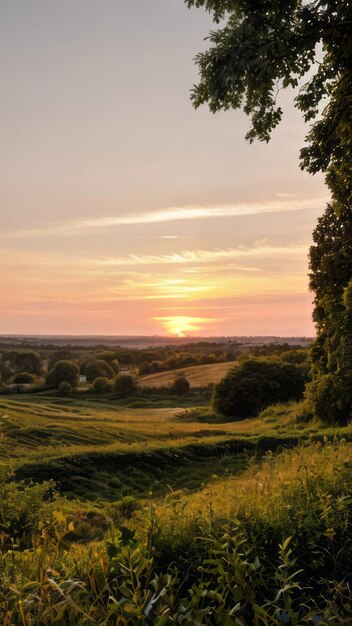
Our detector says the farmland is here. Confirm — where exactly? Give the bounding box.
[139,360,238,388]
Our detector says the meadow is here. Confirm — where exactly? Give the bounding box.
[1,382,352,624]
[0,395,314,501]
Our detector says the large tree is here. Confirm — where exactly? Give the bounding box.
[186,0,352,422]
[306,205,352,423]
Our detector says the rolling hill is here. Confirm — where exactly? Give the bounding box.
[138,360,237,388]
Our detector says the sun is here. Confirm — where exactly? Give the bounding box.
[153,316,214,337]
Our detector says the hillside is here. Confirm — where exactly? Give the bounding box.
[139,360,237,388]
[2,394,352,624]
[0,395,294,500]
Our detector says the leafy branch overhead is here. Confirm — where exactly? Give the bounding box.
[186,0,352,209]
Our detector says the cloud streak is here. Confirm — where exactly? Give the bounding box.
[94,242,308,267]
[0,196,327,239]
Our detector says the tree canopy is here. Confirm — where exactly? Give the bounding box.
[85,360,115,383]
[186,0,352,210]
[306,205,352,422]
[213,358,308,418]
[187,0,352,423]
[46,360,79,388]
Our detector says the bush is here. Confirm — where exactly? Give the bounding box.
[96,351,120,374]
[46,360,79,388]
[113,496,140,520]
[85,360,115,383]
[306,373,351,424]
[114,373,137,397]
[91,376,110,395]
[58,381,73,397]
[213,358,308,419]
[170,374,190,395]
[13,372,37,384]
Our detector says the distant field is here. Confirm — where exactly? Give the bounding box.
[139,360,237,388]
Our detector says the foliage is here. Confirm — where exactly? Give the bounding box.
[13,371,37,384]
[2,442,352,624]
[46,360,80,388]
[58,380,73,397]
[114,373,138,397]
[96,350,120,373]
[186,0,352,210]
[186,0,352,423]
[213,358,308,418]
[3,392,352,622]
[91,375,110,394]
[85,359,115,383]
[1,348,42,376]
[306,205,352,423]
[0,468,56,546]
[170,374,190,395]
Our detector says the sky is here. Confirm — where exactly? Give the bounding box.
[0,0,328,337]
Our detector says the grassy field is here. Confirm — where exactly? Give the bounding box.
[2,394,352,624]
[0,395,293,501]
[0,395,349,502]
[139,360,237,388]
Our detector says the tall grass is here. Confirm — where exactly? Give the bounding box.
[2,440,352,624]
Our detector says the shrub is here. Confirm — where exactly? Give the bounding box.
[170,374,190,396]
[96,351,120,374]
[113,496,140,520]
[46,360,79,388]
[85,360,115,383]
[13,372,37,384]
[213,358,308,418]
[58,381,73,397]
[91,376,110,395]
[306,373,350,424]
[114,373,137,397]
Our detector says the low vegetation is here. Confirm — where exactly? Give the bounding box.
[0,339,351,624]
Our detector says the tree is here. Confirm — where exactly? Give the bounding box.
[186,0,352,422]
[187,0,351,207]
[58,381,73,397]
[13,372,37,384]
[114,373,137,397]
[305,206,352,422]
[96,351,120,374]
[5,349,41,375]
[213,358,308,419]
[85,360,114,383]
[91,376,110,395]
[46,360,80,388]
[170,374,191,396]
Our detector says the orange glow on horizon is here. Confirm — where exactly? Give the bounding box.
[154,315,216,337]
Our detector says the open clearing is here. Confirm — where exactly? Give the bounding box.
[139,360,237,388]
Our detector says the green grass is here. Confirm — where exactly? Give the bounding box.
[2,394,352,624]
[1,396,352,504]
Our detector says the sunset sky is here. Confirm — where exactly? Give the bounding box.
[1,0,328,337]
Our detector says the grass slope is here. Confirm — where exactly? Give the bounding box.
[2,394,352,624]
[139,360,237,388]
[2,396,351,503]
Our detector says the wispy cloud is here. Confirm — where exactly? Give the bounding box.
[0,196,327,239]
[94,242,308,267]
